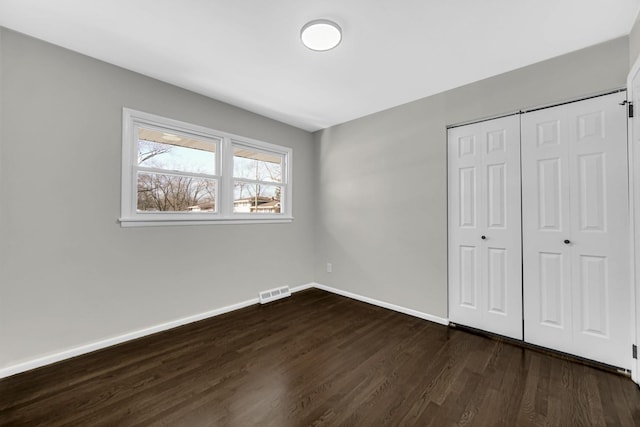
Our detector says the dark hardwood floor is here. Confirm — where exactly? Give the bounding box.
[1,288,639,426]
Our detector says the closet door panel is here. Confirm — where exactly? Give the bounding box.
[522,107,573,350]
[480,117,522,339]
[523,92,630,369]
[538,251,566,327]
[459,167,477,228]
[449,123,484,327]
[537,158,562,230]
[487,163,506,228]
[578,255,608,336]
[566,93,630,368]
[448,115,522,340]
[487,247,507,314]
[459,245,479,308]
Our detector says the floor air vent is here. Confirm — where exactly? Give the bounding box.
[259,286,291,304]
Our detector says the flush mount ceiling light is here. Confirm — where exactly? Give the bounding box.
[300,19,342,51]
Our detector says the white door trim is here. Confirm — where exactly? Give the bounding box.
[626,57,640,385]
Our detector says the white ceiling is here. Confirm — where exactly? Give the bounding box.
[1,0,639,132]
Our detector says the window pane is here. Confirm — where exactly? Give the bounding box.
[233,182,281,213]
[233,147,282,183]
[138,127,217,175]
[137,172,217,212]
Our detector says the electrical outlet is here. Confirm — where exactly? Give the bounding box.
[326,263,332,273]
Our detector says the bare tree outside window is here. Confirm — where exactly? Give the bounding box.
[137,173,216,212]
[136,129,218,213]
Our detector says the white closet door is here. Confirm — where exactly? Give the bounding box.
[449,121,483,330]
[521,106,573,350]
[448,115,522,340]
[522,92,630,368]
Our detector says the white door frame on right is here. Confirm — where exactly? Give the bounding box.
[627,58,640,386]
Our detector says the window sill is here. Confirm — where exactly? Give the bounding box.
[118,216,294,227]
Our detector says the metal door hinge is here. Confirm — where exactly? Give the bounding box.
[620,100,634,118]
[633,344,638,360]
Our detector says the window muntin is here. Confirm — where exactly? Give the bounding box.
[121,109,292,226]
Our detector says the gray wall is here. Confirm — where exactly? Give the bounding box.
[630,12,640,68]
[314,37,629,318]
[0,29,316,369]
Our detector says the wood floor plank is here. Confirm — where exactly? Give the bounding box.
[1,288,639,426]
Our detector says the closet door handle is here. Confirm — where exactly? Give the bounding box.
[481,235,487,240]
[564,239,571,245]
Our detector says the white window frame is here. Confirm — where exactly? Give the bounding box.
[120,108,293,227]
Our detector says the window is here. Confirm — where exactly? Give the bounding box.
[233,144,284,214]
[136,127,219,214]
[121,109,292,226]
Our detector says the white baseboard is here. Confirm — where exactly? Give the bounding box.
[310,282,449,326]
[290,283,315,293]
[0,282,446,378]
[0,296,264,379]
